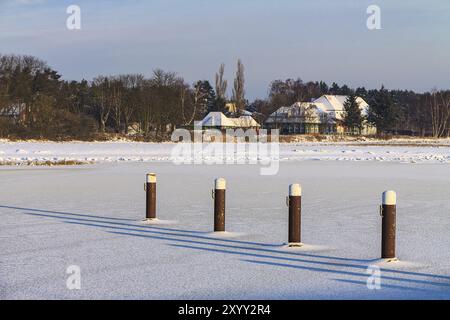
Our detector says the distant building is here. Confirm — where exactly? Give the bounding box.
[265,95,376,135]
[0,103,26,123]
[224,103,254,117]
[127,122,141,135]
[224,103,237,114]
[200,112,260,129]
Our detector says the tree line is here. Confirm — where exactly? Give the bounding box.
[255,79,449,137]
[0,53,448,139]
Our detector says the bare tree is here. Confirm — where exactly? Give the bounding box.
[151,69,177,87]
[232,59,245,113]
[109,77,123,133]
[92,76,111,132]
[190,82,209,125]
[177,78,194,126]
[215,63,227,100]
[179,81,187,125]
[138,80,156,136]
[121,74,144,134]
[429,89,450,137]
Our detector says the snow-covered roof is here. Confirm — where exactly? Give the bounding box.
[265,95,370,124]
[312,95,369,117]
[201,112,236,127]
[201,112,260,128]
[293,102,329,115]
[268,106,291,118]
[266,102,329,123]
[241,110,254,116]
[231,115,261,128]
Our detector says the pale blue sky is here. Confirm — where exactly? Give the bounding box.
[0,0,449,99]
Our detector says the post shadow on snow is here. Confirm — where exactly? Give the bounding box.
[18,211,285,247]
[331,278,447,295]
[162,243,450,289]
[237,259,450,289]
[0,205,136,221]
[21,210,376,263]
[57,218,450,285]
[2,204,206,235]
[67,220,376,266]
[14,207,450,284]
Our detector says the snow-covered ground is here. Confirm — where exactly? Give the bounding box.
[0,141,449,165]
[1,160,449,299]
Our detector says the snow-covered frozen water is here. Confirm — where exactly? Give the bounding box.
[0,141,449,164]
[1,160,449,299]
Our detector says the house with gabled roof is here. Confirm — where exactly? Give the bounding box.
[265,95,376,135]
[312,95,369,120]
[200,112,260,129]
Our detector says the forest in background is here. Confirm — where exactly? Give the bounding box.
[0,54,448,140]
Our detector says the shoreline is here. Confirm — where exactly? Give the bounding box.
[1,136,450,147]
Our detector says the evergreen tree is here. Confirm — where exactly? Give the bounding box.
[367,86,399,134]
[319,81,328,95]
[205,82,217,113]
[329,82,340,95]
[193,80,216,115]
[355,87,368,99]
[214,96,226,113]
[339,84,352,95]
[343,94,363,134]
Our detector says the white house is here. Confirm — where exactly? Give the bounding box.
[200,112,260,129]
[312,95,370,120]
[265,95,376,135]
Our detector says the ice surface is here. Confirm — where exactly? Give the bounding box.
[0,161,449,299]
[0,141,449,165]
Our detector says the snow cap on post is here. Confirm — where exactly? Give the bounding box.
[289,183,302,196]
[215,178,226,190]
[382,190,396,205]
[146,173,157,183]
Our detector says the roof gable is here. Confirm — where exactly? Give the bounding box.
[201,112,260,128]
[312,95,369,113]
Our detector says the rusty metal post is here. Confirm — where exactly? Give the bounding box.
[145,173,156,220]
[213,178,226,232]
[287,183,302,247]
[381,190,396,260]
